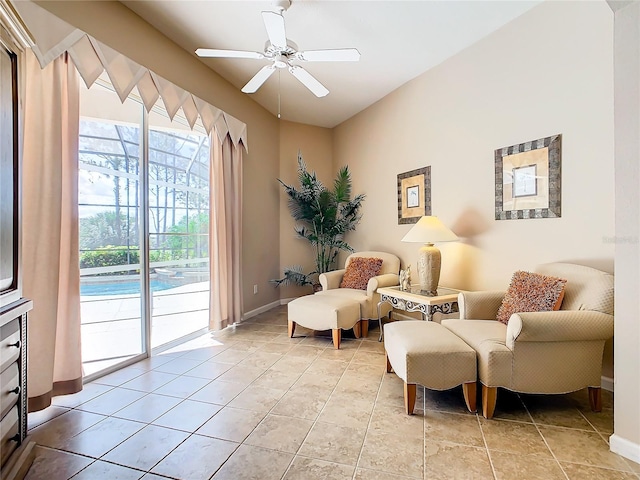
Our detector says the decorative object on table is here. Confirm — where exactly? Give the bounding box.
[495,134,561,220]
[399,264,411,291]
[271,151,365,288]
[401,216,458,295]
[397,166,431,224]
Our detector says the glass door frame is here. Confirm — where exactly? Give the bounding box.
[82,89,210,383]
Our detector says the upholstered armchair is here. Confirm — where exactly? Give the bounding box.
[317,251,400,337]
[441,263,614,419]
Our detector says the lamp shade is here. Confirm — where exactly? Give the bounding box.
[401,216,459,244]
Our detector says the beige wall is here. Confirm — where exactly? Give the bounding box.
[333,1,615,370]
[278,120,333,300]
[36,1,281,313]
[333,0,614,287]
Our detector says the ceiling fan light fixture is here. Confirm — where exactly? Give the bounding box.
[274,56,288,68]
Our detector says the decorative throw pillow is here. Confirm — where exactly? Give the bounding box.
[496,271,567,325]
[340,257,384,290]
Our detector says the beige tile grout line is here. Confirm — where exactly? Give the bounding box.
[350,341,392,480]
[68,347,240,480]
[271,329,378,480]
[476,410,499,480]
[520,398,571,480]
[31,330,255,479]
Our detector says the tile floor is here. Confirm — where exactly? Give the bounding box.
[25,306,639,480]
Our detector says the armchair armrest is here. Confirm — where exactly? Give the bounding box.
[506,310,614,348]
[319,269,346,291]
[367,273,400,297]
[458,291,505,320]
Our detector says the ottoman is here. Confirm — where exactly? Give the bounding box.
[384,321,477,414]
[288,295,362,349]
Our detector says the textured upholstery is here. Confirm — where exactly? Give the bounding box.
[318,251,400,320]
[340,257,383,290]
[384,321,476,390]
[288,295,360,331]
[536,262,614,314]
[496,271,566,324]
[441,263,614,396]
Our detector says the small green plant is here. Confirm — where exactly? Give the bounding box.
[272,152,365,288]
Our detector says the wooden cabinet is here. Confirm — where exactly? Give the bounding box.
[0,298,34,480]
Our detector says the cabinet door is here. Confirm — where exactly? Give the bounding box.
[0,319,20,372]
[0,363,19,418]
[0,405,19,467]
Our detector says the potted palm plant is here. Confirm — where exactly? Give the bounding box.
[272,152,365,289]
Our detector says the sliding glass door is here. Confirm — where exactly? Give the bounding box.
[148,102,210,349]
[79,78,210,378]
[78,82,144,376]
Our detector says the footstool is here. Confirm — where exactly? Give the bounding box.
[384,321,477,414]
[288,294,362,349]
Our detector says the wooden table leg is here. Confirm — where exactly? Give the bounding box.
[404,382,417,415]
[332,329,341,349]
[482,385,497,419]
[361,319,369,338]
[288,320,296,338]
[462,381,477,413]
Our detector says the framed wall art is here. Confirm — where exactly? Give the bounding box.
[398,166,431,224]
[495,134,561,220]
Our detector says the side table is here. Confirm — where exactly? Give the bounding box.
[376,286,460,341]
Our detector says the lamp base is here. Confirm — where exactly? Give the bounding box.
[417,243,441,296]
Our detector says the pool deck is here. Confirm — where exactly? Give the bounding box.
[81,281,209,376]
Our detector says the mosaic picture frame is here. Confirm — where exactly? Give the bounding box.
[495,134,561,220]
[398,166,431,224]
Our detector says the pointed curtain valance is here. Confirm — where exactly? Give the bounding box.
[12,0,248,151]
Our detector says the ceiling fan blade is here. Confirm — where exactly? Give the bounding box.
[241,65,276,93]
[288,66,329,97]
[297,48,361,62]
[196,48,264,59]
[262,11,287,48]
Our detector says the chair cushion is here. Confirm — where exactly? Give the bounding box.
[340,256,383,290]
[316,288,368,312]
[441,319,512,387]
[496,271,566,325]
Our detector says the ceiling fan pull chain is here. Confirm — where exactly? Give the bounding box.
[278,69,281,119]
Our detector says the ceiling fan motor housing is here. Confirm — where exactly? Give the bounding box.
[273,0,291,13]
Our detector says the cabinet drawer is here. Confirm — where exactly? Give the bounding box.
[0,363,19,419]
[0,319,21,372]
[0,405,19,467]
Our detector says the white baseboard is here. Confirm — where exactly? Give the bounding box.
[242,300,281,320]
[601,376,614,392]
[279,297,297,305]
[610,434,640,464]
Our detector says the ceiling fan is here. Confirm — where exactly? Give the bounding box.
[195,0,360,98]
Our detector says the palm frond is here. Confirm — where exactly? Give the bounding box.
[270,265,315,287]
[333,165,352,203]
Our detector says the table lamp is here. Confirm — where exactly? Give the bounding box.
[401,216,458,295]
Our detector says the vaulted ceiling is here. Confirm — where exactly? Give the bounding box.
[122,1,541,128]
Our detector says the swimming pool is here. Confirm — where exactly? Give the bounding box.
[80,280,176,296]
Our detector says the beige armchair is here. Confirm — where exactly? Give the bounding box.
[441,263,614,419]
[317,251,400,337]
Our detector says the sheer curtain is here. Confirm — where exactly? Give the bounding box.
[22,50,82,412]
[209,134,243,330]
